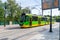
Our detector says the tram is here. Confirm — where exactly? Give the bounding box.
[19,13,54,28]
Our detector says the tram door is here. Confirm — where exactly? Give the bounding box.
[41,17,47,25]
[20,13,30,27]
[32,16,38,26]
[23,15,30,27]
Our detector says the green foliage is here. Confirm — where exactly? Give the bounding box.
[0,0,31,24]
[0,0,4,21]
[5,0,21,21]
[56,16,60,22]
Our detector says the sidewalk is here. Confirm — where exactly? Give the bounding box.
[29,23,59,40]
[0,24,19,30]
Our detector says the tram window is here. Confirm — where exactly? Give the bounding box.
[32,16,38,21]
[25,15,30,21]
[20,15,26,22]
[41,17,47,21]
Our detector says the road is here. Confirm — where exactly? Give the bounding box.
[0,22,59,40]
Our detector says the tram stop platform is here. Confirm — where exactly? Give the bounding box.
[29,23,59,40]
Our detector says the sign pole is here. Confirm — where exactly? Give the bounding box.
[41,0,43,16]
[49,9,52,32]
[58,0,60,34]
[49,0,54,32]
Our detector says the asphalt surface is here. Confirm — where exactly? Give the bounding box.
[29,22,59,40]
[0,22,59,40]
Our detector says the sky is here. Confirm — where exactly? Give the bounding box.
[1,0,60,16]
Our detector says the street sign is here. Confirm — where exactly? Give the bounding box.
[42,0,58,10]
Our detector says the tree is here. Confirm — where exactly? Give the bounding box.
[0,8,4,21]
[5,0,22,24]
[0,0,4,21]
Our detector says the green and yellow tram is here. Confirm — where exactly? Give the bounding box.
[19,13,54,28]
